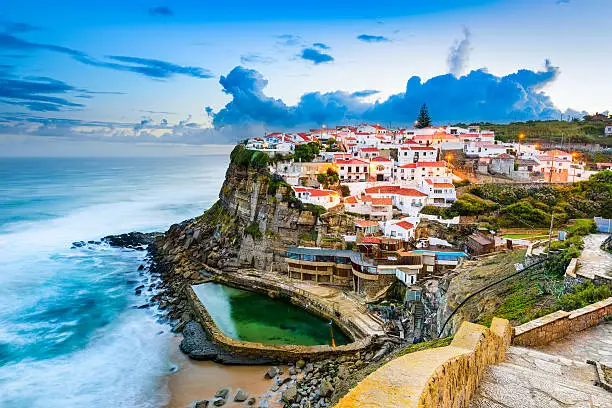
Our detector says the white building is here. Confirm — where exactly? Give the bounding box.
[368,156,393,182]
[397,145,438,165]
[293,187,341,209]
[343,195,393,220]
[463,142,507,158]
[396,161,451,183]
[381,218,418,241]
[336,158,369,182]
[364,185,428,217]
[357,147,380,160]
[420,178,457,207]
[606,124,612,136]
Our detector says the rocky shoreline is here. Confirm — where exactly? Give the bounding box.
[100,227,398,407]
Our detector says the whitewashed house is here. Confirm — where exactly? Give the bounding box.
[368,156,393,182]
[336,158,370,182]
[382,218,418,241]
[420,178,457,207]
[293,187,341,209]
[463,142,507,158]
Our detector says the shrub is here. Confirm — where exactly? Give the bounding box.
[339,184,351,197]
[557,282,611,311]
[245,222,263,239]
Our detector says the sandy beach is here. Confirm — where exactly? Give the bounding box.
[165,338,283,408]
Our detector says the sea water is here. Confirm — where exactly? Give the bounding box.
[0,154,229,407]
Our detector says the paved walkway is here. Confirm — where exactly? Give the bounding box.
[578,234,612,281]
[471,321,612,408]
[536,320,612,366]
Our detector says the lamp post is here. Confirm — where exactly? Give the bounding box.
[518,133,525,155]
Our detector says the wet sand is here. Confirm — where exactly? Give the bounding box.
[165,339,283,408]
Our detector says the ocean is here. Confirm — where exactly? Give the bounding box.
[0,153,230,407]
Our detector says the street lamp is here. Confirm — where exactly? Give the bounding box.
[518,133,525,155]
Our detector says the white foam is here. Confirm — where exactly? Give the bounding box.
[0,311,173,408]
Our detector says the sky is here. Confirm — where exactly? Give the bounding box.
[0,0,611,154]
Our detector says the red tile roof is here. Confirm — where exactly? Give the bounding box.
[360,236,382,244]
[355,220,379,228]
[395,221,415,230]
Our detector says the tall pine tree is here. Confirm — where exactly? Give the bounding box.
[415,104,432,129]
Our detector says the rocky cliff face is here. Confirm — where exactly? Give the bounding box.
[156,162,319,277]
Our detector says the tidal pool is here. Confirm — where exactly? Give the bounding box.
[192,283,350,346]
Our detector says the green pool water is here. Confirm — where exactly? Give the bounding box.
[192,283,351,346]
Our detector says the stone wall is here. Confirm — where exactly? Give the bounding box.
[186,285,374,362]
[334,318,512,408]
[513,296,612,347]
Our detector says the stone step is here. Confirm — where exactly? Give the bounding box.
[471,346,612,408]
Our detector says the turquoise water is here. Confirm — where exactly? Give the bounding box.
[412,250,467,261]
[0,154,229,408]
[193,283,350,346]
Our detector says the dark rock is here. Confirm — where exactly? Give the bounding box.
[246,397,256,406]
[318,380,334,397]
[171,320,188,333]
[233,388,248,402]
[102,232,161,249]
[137,304,150,309]
[282,385,298,403]
[138,264,145,270]
[215,387,230,399]
[71,241,86,248]
[194,401,209,408]
[265,366,280,379]
[179,322,209,355]
[296,359,306,369]
[212,397,226,407]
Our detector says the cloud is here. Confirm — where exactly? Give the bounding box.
[1,20,40,34]
[312,42,330,50]
[211,61,577,129]
[300,48,334,64]
[351,90,380,98]
[276,34,302,47]
[0,33,213,79]
[240,53,276,65]
[149,6,174,16]
[556,0,570,4]
[357,34,390,43]
[0,72,86,111]
[447,27,472,77]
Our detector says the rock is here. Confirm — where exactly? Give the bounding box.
[246,397,256,405]
[102,232,160,249]
[265,366,280,379]
[270,384,280,392]
[319,380,334,397]
[137,264,145,270]
[215,387,230,399]
[171,320,187,333]
[179,322,209,355]
[194,400,209,408]
[233,388,248,402]
[212,397,226,407]
[282,385,298,403]
[337,365,351,380]
[296,359,306,369]
[303,363,314,374]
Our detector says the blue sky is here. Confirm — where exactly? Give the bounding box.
[0,0,610,152]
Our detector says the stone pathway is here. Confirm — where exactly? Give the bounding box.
[578,234,612,281]
[471,321,612,408]
[537,321,612,366]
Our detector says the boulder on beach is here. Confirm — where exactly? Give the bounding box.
[215,387,230,399]
[233,388,248,402]
[264,366,280,379]
[102,232,161,249]
[281,385,298,403]
[179,322,209,355]
[193,400,209,408]
[246,396,256,406]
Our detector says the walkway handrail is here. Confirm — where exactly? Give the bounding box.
[437,254,559,337]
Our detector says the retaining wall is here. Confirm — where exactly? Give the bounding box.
[335,318,512,408]
[186,286,374,362]
[513,296,612,347]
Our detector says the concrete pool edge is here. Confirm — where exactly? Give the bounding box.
[185,273,377,362]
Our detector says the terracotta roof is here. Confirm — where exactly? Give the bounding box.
[433,183,455,188]
[293,187,338,197]
[337,159,369,165]
[355,220,379,228]
[417,161,447,167]
[365,185,400,194]
[395,221,415,230]
[362,195,392,206]
[371,156,392,162]
[360,147,379,152]
[496,153,514,159]
[344,196,358,204]
[360,236,381,244]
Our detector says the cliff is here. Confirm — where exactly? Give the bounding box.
[156,156,319,279]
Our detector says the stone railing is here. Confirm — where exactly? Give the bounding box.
[513,296,612,347]
[335,318,512,408]
[186,286,374,362]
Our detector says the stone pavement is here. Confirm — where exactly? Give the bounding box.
[537,320,612,366]
[471,322,612,408]
[578,234,612,281]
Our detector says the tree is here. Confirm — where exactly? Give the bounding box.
[294,142,320,162]
[416,104,432,129]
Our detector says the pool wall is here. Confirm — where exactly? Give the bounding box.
[185,273,376,362]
